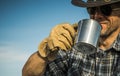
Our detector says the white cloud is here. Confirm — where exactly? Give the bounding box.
[0,51,30,62]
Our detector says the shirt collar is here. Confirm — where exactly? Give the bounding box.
[96,33,120,57]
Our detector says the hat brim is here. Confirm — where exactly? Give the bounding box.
[71,0,120,7]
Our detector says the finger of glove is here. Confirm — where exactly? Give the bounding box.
[53,33,72,50]
[62,23,75,39]
[50,24,74,46]
[48,37,68,51]
[58,35,72,50]
[50,24,73,50]
[38,38,50,57]
[47,37,59,51]
[62,24,76,46]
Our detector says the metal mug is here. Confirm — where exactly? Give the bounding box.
[74,19,101,55]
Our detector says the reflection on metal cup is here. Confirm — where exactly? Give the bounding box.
[74,19,101,55]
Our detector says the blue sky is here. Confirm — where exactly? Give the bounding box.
[0,0,89,76]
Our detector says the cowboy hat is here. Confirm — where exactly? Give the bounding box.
[71,0,120,7]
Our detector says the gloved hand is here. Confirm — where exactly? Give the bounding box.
[38,23,77,61]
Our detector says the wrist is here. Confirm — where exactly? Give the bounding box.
[37,51,49,63]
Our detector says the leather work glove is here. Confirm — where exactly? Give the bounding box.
[38,23,77,61]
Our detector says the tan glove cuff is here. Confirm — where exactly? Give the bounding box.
[38,38,50,57]
[38,38,59,61]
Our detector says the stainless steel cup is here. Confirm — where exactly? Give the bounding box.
[74,19,101,55]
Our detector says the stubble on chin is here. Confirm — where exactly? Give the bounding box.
[98,23,119,46]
